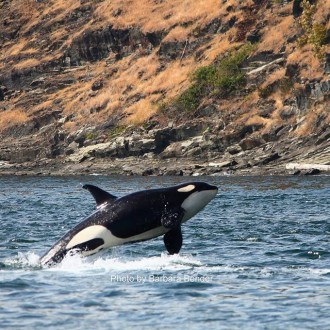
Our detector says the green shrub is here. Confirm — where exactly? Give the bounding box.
[85,132,98,140]
[169,43,254,115]
[175,84,204,113]
[107,126,126,138]
[298,0,327,59]
[279,77,294,95]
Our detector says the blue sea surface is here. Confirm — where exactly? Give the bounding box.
[0,175,329,329]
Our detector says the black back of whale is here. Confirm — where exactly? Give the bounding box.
[100,189,184,237]
[40,182,217,265]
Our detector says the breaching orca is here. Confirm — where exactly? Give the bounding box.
[40,182,218,266]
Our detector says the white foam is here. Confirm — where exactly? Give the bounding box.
[47,252,203,273]
[4,252,41,268]
[6,252,330,281]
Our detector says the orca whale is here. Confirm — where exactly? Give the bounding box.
[40,182,218,266]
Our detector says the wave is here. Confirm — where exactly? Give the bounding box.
[48,252,203,273]
[1,252,41,270]
[2,251,330,282]
[1,251,203,273]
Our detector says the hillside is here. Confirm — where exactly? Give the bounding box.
[0,0,329,175]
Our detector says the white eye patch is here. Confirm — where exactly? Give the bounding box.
[177,184,195,192]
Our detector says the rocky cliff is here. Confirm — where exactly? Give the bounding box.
[0,0,329,175]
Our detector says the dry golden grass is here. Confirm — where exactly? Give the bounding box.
[41,0,79,25]
[287,46,324,80]
[124,97,158,125]
[260,68,286,91]
[2,0,85,66]
[1,0,327,139]
[295,105,327,136]
[59,69,117,127]
[62,83,92,117]
[30,100,53,115]
[314,2,330,24]
[26,0,83,56]
[287,49,303,64]
[274,2,292,17]
[131,55,160,81]
[83,91,111,114]
[265,92,296,131]
[3,41,39,64]
[245,115,268,127]
[59,51,198,127]
[95,0,221,32]
[163,26,191,42]
[234,88,291,135]
[273,92,285,111]
[202,37,238,62]
[63,121,78,133]
[6,39,29,57]
[104,100,123,117]
[13,58,40,70]
[83,56,195,125]
[9,0,48,38]
[143,59,196,99]
[0,109,29,132]
[295,116,315,136]
[11,0,38,17]
[259,16,294,53]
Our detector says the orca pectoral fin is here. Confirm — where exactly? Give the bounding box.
[163,226,182,255]
[161,208,184,229]
[83,184,117,207]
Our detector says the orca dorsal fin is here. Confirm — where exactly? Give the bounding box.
[82,184,117,207]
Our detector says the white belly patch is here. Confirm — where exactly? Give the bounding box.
[66,224,168,255]
[66,225,122,250]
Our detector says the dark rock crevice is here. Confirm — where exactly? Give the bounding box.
[63,26,164,66]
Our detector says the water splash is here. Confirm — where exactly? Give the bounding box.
[2,249,202,272]
[3,252,41,270]
[49,252,203,273]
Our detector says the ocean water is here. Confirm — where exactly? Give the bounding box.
[0,175,330,329]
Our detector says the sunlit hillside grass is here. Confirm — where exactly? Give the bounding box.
[0,0,328,136]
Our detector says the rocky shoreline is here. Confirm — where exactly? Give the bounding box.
[1,122,329,177]
[0,158,328,177]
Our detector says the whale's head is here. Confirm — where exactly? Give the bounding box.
[175,182,218,222]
